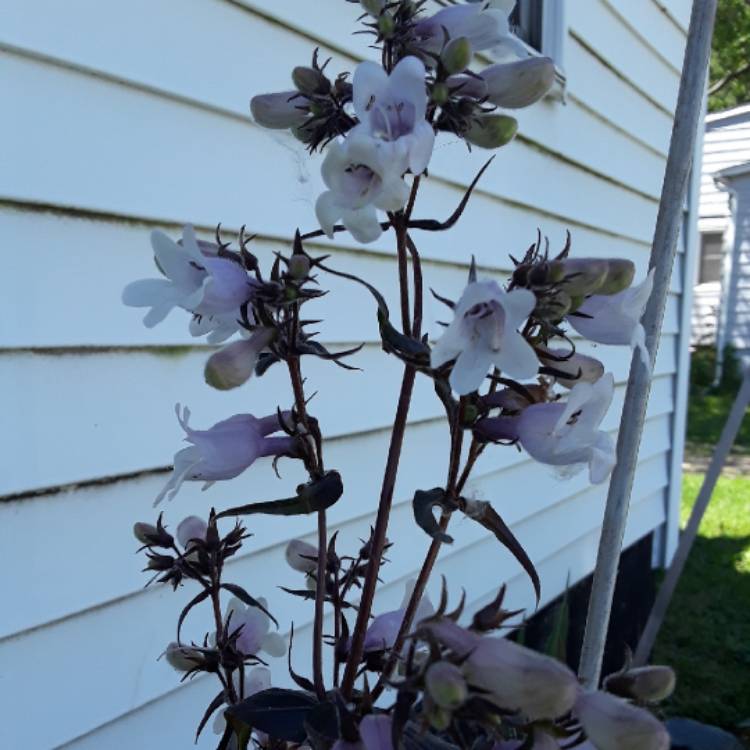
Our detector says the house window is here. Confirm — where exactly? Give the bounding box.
[699,232,724,284]
[510,0,567,78]
[511,0,544,52]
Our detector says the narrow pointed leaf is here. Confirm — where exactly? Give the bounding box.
[177,588,211,642]
[221,583,279,628]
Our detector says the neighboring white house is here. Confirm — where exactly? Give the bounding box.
[0,2,697,748]
[694,104,750,349]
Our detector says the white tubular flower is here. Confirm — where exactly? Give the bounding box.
[225,597,286,659]
[155,406,295,505]
[566,269,655,367]
[462,636,579,721]
[479,57,556,108]
[175,515,208,549]
[538,348,605,388]
[431,280,539,395]
[204,328,275,390]
[285,539,318,574]
[413,2,521,57]
[351,56,434,175]
[122,226,257,342]
[163,641,203,672]
[516,373,616,484]
[574,691,670,750]
[315,132,410,244]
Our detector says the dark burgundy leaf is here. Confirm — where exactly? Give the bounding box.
[221,583,279,629]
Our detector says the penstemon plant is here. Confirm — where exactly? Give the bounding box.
[124,2,673,749]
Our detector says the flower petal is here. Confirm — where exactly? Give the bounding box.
[261,632,287,658]
[353,61,389,123]
[315,190,342,238]
[450,344,493,395]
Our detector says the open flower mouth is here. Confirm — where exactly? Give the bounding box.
[370,100,417,141]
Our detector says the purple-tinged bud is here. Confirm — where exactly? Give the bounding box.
[480,57,555,109]
[425,661,468,710]
[597,259,636,295]
[559,258,609,296]
[447,74,488,100]
[574,691,670,750]
[442,37,473,75]
[474,415,520,442]
[464,115,518,149]
[163,641,202,672]
[176,516,208,549]
[285,539,319,574]
[604,665,676,703]
[539,348,605,388]
[482,385,547,412]
[204,328,275,391]
[462,636,579,720]
[250,91,308,130]
[292,66,330,96]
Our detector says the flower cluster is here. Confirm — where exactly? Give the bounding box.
[121,3,670,750]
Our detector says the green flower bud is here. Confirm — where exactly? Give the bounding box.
[431,82,450,105]
[378,12,395,37]
[292,66,330,96]
[559,258,609,296]
[442,37,472,75]
[597,258,636,295]
[464,115,518,150]
[133,522,158,545]
[424,696,453,731]
[360,0,385,15]
[426,661,468,710]
[534,290,572,320]
[288,254,311,280]
[604,665,676,703]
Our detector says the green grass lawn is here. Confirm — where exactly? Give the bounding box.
[654,473,750,732]
[687,392,750,456]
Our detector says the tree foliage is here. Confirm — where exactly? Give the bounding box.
[709,0,750,112]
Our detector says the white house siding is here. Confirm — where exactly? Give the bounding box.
[0,1,692,748]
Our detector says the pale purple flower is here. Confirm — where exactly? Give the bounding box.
[351,57,434,175]
[122,226,257,343]
[175,515,208,548]
[362,581,434,653]
[574,690,670,750]
[567,270,654,367]
[154,405,295,505]
[285,539,319,574]
[315,131,410,244]
[204,328,275,390]
[225,597,286,659]
[479,57,556,108]
[431,280,538,395]
[413,2,520,57]
[516,373,616,484]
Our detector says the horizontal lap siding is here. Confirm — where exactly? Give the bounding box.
[0,0,689,747]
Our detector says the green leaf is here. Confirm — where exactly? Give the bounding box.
[543,584,570,662]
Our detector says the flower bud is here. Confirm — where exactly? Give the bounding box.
[464,115,518,150]
[250,91,309,130]
[558,258,609,296]
[292,66,330,96]
[431,82,450,105]
[285,539,318,574]
[133,521,158,545]
[447,74,488,100]
[163,642,202,672]
[574,691,670,750]
[204,328,275,390]
[597,258,636,295]
[480,57,555,109]
[604,665,676,703]
[463,636,579,720]
[424,696,452,731]
[288,254,311,280]
[176,515,208,549]
[442,37,472,75]
[539,348,605,388]
[378,12,395,37]
[425,661,468,710]
[534,290,572,320]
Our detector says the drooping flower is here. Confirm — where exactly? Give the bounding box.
[163,641,203,672]
[154,406,296,505]
[285,539,319,574]
[479,56,556,108]
[412,2,522,57]
[603,665,676,703]
[122,226,257,343]
[224,597,286,659]
[204,328,275,390]
[516,373,616,484]
[574,690,670,750]
[250,90,309,130]
[566,270,654,367]
[538,348,605,388]
[431,280,538,395]
[315,132,410,243]
[351,56,434,175]
[175,515,208,548]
